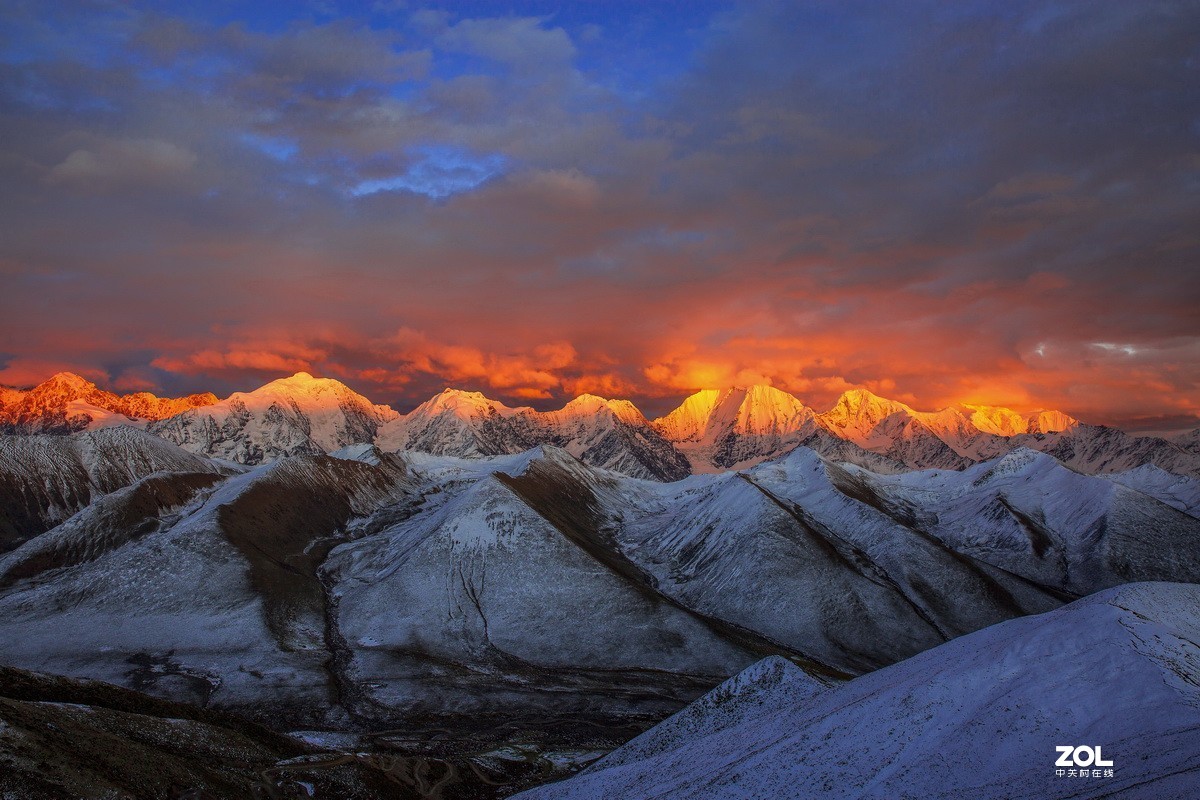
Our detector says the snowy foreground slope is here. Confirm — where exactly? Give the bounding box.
[1,437,1198,739]
[515,581,1200,800]
[0,426,237,551]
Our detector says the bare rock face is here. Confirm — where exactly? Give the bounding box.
[0,664,407,800]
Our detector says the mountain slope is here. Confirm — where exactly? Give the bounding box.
[0,426,235,552]
[1107,464,1200,518]
[0,449,418,729]
[1,442,1198,752]
[148,372,399,465]
[515,581,1200,800]
[325,447,756,728]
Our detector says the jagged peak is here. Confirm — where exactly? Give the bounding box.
[821,389,913,434]
[42,371,100,389]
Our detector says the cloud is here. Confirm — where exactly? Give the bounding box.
[435,16,576,72]
[0,2,1196,429]
[46,136,196,187]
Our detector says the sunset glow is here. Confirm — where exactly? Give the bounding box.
[1,2,1197,432]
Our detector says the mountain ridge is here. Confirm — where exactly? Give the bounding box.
[0,372,218,434]
[4,372,1197,479]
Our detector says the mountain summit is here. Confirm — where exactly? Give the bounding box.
[147,372,399,464]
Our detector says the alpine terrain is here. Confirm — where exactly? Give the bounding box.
[1,371,1198,797]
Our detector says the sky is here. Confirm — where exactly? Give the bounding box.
[0,1,1198,429]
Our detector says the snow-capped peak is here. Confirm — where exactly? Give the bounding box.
[653,389,723,442]
[41,371,100,394]
[1026,409,1078,434]
[822,388,911,430]
[960,403,1077,436]
[232,372,391,412]
[654,385,815,443]
[412,387,521,419]
[558,394,647,424]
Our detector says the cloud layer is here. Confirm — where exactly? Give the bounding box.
[1,1,1197,429]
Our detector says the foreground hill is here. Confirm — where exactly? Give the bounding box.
[515,581,1200,800]
[0,426,236,553]
[0,444,1196,739]
[0,664,403,800]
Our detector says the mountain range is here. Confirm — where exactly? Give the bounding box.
[2,371,1198,479]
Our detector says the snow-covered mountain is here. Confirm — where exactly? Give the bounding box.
[1008,422,1200,477]
[1108,464,1200,518]
[1176,427,1200,454]
[4,372,1197,481]
[374,388,528,457]
[147,372,400,465]
[514,581,1200,800]
[653,385,817,470]
[648,384,1200,478]
[2,442,1196,736]
[377,389,690,480]
[0,372,217,434]
[816,388,980,469]
[0,426,235,553]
